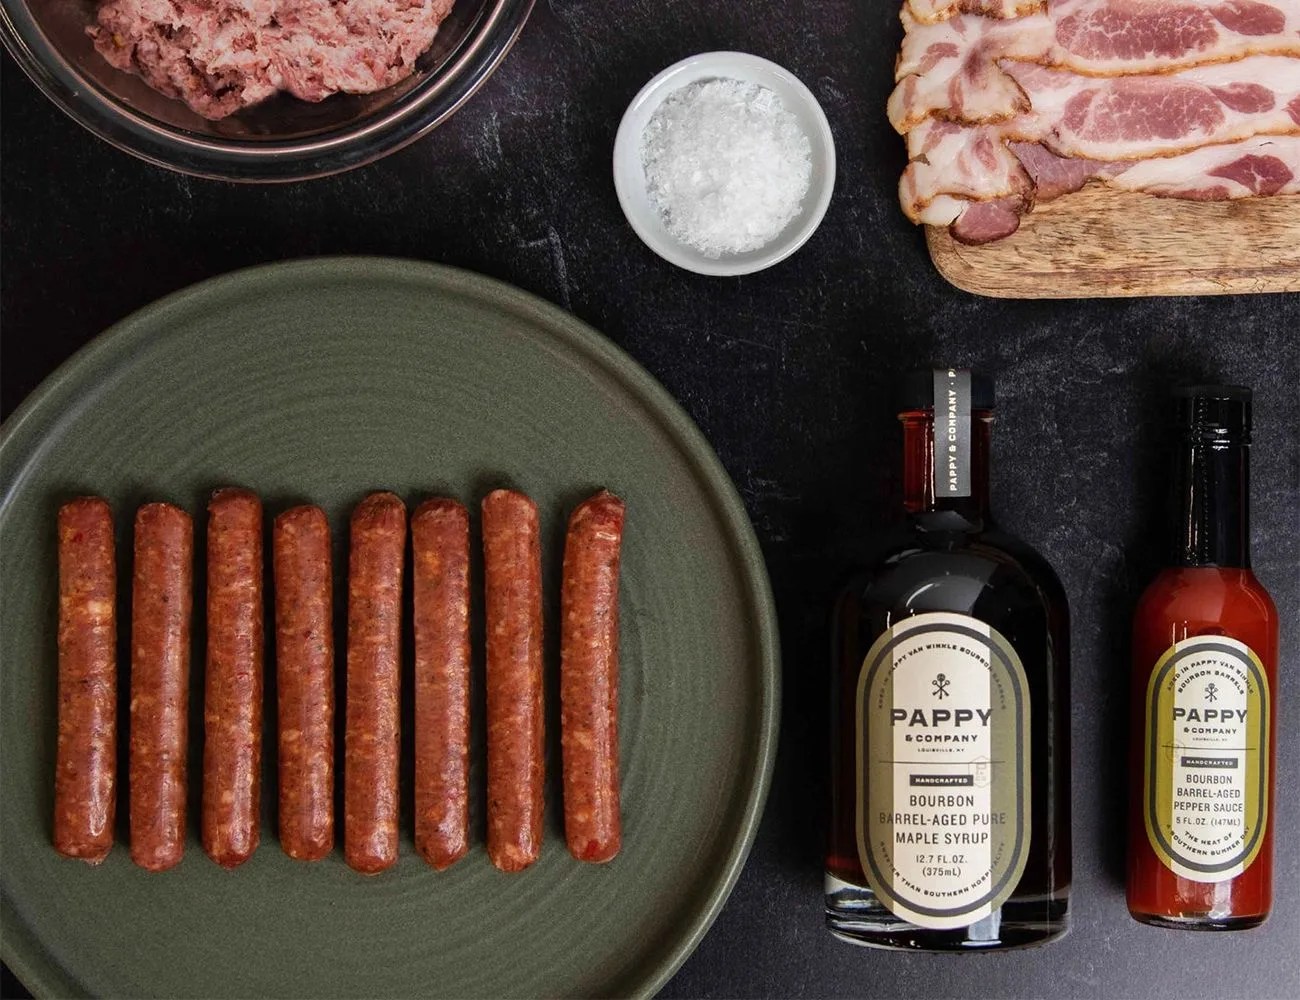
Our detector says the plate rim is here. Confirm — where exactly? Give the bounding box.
[0,256,782,999]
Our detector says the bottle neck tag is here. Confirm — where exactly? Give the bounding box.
[932,368,972,500]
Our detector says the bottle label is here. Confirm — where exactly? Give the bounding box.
[1144,635,1270,882]
[856,612,1031,930]
[932,368,971,499]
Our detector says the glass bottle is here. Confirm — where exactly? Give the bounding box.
[1127,386,1278,930]
[826,369,1071,950]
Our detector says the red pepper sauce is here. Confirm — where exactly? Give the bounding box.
[1128,567,1278,928]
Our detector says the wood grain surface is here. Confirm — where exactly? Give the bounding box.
[928,187,1300,299]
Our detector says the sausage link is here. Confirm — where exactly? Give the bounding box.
[129,503,193,871]
[202,488,264,869]
[560,491,626,863]
[482,489,544,872]
[344,492,406,874]
[412,499,471,870]
[273,506,335,861]
[54,497,117,863]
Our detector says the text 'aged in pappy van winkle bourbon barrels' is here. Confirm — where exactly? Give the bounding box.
[1128,386,1279,931]
[826,369,1071,951]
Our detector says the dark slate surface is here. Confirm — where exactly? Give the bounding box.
[3,2,1298,997]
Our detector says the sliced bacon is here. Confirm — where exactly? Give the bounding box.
[1006,140,1129,197]
[950,197,1031,241]
[892,1,1300,130]
[907,0,1047,22]
[1020,134,1300,197]
[1008,56,1300,159]
[905,133,1300,239]
[904,106,1300,216]
[902,118,1034,216]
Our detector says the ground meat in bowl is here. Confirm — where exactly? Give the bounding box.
[89,0,456,120]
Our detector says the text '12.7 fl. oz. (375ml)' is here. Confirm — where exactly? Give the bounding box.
[826,369,1071,951]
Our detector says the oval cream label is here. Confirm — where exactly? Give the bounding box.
[1144,635,1269,882]
[856,612,1031,930]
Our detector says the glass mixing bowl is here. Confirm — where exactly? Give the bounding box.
[1,0,534,181]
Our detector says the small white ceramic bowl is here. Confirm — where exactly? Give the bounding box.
[613,51,837,277]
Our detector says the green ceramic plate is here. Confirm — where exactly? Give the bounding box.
[0,258,780,998]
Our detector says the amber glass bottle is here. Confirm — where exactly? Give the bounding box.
[1128,386,1278,930]
[826,369,1071,950]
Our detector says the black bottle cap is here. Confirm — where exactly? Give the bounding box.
[898,369,995,411]
[1172,385,1251,443]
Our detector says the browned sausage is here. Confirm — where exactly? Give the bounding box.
[560,491,626,863]
[273,506,334,861]
[54,497,117,863]
[482,489,544,872]
[129,503,193,871]
[411,498,471,870]
[202,488,264,869]
[344,492,406,874]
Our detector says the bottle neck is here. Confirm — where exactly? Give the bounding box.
[901,410,993,519]
[1172,439,1250,568]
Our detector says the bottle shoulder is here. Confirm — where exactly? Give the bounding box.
[1136,567,1278,624]
[1134,568,1279,658]
[838,523,1067,622]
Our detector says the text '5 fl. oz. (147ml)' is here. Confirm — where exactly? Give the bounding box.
[826,369,1071,951]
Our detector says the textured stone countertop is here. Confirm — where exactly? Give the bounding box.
[3,2,1297,997]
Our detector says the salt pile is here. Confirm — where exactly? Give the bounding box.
[641,79,813,259]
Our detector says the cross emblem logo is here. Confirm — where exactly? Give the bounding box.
[932,672,950,700]
[1205,682,1219,704]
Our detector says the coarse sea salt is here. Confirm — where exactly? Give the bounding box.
[640,78,813,259]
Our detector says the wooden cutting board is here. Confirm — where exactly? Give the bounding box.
[927,187,1300,298]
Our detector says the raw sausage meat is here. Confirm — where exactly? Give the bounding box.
[412,498,471,870]
[345,492,406,875]
[202,488,264,869]
[130,502,193,871]
[273,505,335,861]
[54,497,117,863]
[482,489,544,873]
[560,491,626,863]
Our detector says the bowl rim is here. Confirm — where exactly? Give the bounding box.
[612,51,837,277]
[0,0,536,182]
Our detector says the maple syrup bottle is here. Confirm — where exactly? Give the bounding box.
[1128,386,1278,930]
[826,369,1071,950]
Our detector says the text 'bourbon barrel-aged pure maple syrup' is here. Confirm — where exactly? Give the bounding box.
[826,369,1071,950]
[1128,386,1279,930]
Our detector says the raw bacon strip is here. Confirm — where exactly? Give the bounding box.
[891,18,1042,131]
[900,55,1300,182]
[892,1,1300,130]
[902,118,1034,217]
[907,0,1046,22]
[1015,134,1300,197]
[1007,56,1300,159]
[908,135,1300,240]
[1006,141,1127,198]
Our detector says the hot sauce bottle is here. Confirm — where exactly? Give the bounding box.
[826,369,1071,950]
[1128,386,1279,930]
